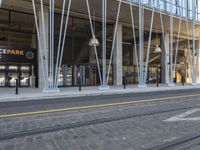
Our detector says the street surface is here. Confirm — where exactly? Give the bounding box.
[1,89,200,149]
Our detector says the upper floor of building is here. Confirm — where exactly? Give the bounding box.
[125,0,200,22]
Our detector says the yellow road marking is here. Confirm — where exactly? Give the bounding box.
[1,93,200,119]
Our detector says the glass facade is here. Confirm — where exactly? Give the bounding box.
[122,26,162,84]
[0,9,36,48]
[54,15,114,87]
[125,0,200,21]
[0,0,199,88]
[0,9,37,87]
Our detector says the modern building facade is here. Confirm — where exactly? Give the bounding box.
[0,0,200,92]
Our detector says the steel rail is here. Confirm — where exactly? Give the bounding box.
[149,134,200,150]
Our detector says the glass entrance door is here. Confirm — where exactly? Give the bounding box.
[20,65,31,87]
[0,65,6,86]
[58,64,99,87]
[2,64,32,87]
[147,66,161,84]
[58,65,73,87]
[7,65,18,87]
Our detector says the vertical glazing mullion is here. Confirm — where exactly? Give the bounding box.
[49,0,52,88]
[102,0,107,87]
[52,0,55,87]
[192,0,196,84]
[139,0,142,85]
[170,3,173,84]
[139,0,144,85]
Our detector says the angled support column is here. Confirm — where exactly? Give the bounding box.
[37,8,49,89]
[33,0,71,92]
[138,1,146,88]
[161,33,170,84]
[113,23,123,86]
[99,0,109,90]
[191,0,197,85]
[169,5,175,86]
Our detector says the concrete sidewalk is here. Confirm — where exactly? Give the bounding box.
[0,84,199,102]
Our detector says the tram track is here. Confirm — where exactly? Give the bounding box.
[148,133,200,150]
[0,105,197,141]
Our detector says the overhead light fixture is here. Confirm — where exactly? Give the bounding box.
[153,22,161,54]
[89,37,100,47]
[88,0,99,47]
[153,45,162,53]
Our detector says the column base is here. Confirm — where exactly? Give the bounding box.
[192,83,198,86]
[138,84,147,88]
[43,88,60,93]
[98,85,110,90]
[167,83,175,87]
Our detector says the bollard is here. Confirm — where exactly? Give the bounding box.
[78,77,81,91]
[15,79,19,95]
[123,76,126,89]
[182,77,184,86]
[156,67,159,87]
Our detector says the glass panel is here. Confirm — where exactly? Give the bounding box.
[0,65,5,86]
[58,65,73,87]
[124,0,200,22]
[148,66,161,84]
[54,14,113,87]
[66,66,72,86]
[8,65,18,86]
[0,9,9,31]
[20,65,30,86]
[0,9,36,48]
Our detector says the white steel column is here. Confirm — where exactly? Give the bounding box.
[144,1,155,84]
[38,8,49,89]
[106,0,122,86]
[169,4,175,86]
[173,0,182,74]
[192,0,197,85]
[86,0,102,85]
[138,0,146,88]
[32,0,71,92]
[99,0,109,90]
[129,2,140,82]
[161,33,170,84]
[113,23,123,86]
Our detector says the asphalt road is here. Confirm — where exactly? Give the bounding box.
[0,88,200,115]
[1,89,200,150]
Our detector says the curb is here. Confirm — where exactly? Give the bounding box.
[0,85,199,102]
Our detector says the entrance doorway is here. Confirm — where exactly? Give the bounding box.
[123,65,162,85]
[0,64,34,87]
[57,63,106,87]
[0,65,5,86]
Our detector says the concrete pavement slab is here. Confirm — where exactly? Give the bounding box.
[0,84,199,102]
